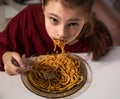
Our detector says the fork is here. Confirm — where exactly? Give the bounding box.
[11,59,56,79]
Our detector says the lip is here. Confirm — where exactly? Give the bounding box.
[53,38,67,42]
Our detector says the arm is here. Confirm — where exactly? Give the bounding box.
[0,5,45,74]
[0,11,26,71]
[0,5,34,73]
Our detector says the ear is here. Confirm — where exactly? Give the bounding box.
[41,0,45,11]
[42,5,45,15]
[42,5,45,11]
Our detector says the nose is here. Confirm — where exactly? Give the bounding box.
[57,26,67,40]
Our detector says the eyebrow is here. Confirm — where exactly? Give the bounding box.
[47,13,60,19]
[68,18,83,22]
[47,13,83,22]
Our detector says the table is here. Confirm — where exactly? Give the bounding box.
[0,46,120,99]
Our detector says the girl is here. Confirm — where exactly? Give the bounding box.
[0,0,113,75]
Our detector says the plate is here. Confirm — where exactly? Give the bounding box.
[21,54,92,98]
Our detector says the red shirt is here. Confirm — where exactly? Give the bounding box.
[0,4,109,71]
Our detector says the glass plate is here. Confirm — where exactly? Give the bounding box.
[21,54,92,98]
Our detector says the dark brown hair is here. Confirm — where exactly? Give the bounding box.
[42,0,113,60]
[42,0,93,11]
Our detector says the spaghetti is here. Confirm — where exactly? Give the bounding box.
[28,40,85,91]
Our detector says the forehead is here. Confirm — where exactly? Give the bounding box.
[44,0,86,20]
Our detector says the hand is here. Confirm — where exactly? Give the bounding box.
[2,51,28,75]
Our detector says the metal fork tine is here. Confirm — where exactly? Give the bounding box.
[43,72,56,79]
[11,59,56,79]
[27,65,56,79]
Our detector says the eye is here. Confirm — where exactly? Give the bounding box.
[50,17,58,24]
[69,23,78,27]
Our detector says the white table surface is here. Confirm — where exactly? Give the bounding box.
[0,46,120,99]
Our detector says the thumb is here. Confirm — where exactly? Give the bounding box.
[12,53,25,67]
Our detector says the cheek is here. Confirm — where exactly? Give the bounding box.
[70,32,80,42]
[71,26,83,37]
[68,24,84,42]
[74,23,85,35]
[45,19,54,37]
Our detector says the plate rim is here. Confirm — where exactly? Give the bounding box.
[21,55,92,98]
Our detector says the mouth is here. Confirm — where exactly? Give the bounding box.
[53,38,67,43]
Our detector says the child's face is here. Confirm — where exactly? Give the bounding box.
[43,1,86,44]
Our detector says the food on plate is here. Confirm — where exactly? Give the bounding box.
[28,40,86,92]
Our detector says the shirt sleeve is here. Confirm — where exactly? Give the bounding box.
[0,6,32,71]
[0,4,44,71]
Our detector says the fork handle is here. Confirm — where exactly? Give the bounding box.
[11,59,20,67]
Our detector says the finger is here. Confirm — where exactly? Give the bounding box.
[4,60,22,75]
[12,53,25,67]
[16,66,29,74]
[4,67,20,76]
[5,65,27,75]
[22,54,26,60]
[5,70,20,76]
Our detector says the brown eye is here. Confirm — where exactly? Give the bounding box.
[69,23,78,27]
[50,17,58,24]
